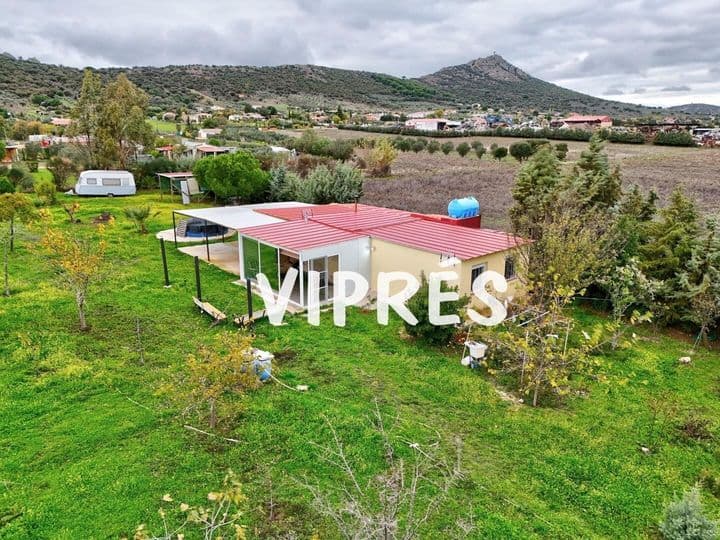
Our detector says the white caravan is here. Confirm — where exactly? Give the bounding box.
[75,170,136,196]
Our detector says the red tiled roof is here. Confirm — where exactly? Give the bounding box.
[310,207,414,232]
[255,203,381,221]
[239,220,364,252]
[370,219,521,260]
[242,203,520,258]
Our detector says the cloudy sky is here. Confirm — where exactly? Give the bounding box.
[2,0,719,107]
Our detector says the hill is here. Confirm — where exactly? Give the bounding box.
[667,103,720,115]
[1,51,657,115]
[418,54,653,115]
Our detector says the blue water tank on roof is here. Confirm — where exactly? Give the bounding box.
[448,196,480,219]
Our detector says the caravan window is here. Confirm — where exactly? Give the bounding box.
[102,178,122,186]
[86,178,98,185]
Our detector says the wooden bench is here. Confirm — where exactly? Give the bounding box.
[193,296,227,323]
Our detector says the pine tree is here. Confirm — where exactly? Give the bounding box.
[568,134,622,209]
[678,217,720,344]
[639,187,700,323]
[509,145,561,237]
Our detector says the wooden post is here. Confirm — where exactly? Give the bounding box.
[160,239,170,287]
[246,277,253,319]
[172,211,178,247]
[194,256,202,301]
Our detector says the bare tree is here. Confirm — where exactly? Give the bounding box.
[300,402,463,540]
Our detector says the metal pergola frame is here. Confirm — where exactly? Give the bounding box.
[171,210,231,262]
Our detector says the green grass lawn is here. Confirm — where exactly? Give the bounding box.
[0,192,718,538]
[148,119,178,134]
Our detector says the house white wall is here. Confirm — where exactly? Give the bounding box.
[299,237,371,301]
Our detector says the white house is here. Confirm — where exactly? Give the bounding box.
[198,128,223,140]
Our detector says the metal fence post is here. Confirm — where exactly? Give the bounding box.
[194,256,202,301]
[160,239,170,287]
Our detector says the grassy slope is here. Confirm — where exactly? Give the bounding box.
[0,193,718,538]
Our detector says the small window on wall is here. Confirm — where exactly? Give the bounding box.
[504,257,516,280]
[102,178,122,186]
[470,264,486,289]
[86,178,98,185]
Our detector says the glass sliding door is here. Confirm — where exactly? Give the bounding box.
[242,237,259,280]
[242,237,279,289]
[259,242,279,290]
[301,254,339,305]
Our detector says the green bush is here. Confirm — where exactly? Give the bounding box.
[403,273,466,346]
[291,130,356,160]
[411,139,426,153]
[393,137,412,152]
[602,130,645,144]
[268,166,301,202]
[7,164,34,192]
[456,142,471,157]
[659,487,717,540]
[654,131,696,147]
[132,156,178,189]
[441,142,454,155]
[492,146,508,160]
[0,178,15,194]
[295,164,363,204]
[509,141,534,162]
[193,151,269,202]
[427,140,441,154]
[34,179,57,205]
[555,143,569,160]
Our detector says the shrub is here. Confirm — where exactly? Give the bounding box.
[296,164,363,204]
[367,138,397,177]
[659,487,717,540]
[0,178,14,194]
[427,140,440,154]
[47,156,78,190]
[26,161,39,173]
[193,151,269,202]
[603,130,645,144]
[7,164,34,192]
[456,142,471,157]
[441,142,454,155]
[132,156,178,189]
[509,141,534,162]
[290,129,356,160]
[288,154,335,178]
[403,273,467,346]
[654,131,696,147]
[474,143,486,160]
[492,146,508,160]
[393,137,412,152]
[34,179,57,205]
[555,143,569,160]
[411,139,426,153]
[268,166,301,201]
[123,205,159,234]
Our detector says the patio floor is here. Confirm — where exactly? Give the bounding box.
[178,242,240,275]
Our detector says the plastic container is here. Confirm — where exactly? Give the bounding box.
[448,196,480,219]
[465,340,487,359]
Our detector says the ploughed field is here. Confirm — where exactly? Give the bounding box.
[306,128,720,230]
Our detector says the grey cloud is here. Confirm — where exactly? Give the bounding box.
[661,85,691,92]
[604,86,625,95]
[634,88,647,94]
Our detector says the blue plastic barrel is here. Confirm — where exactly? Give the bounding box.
[448,197,480,218]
